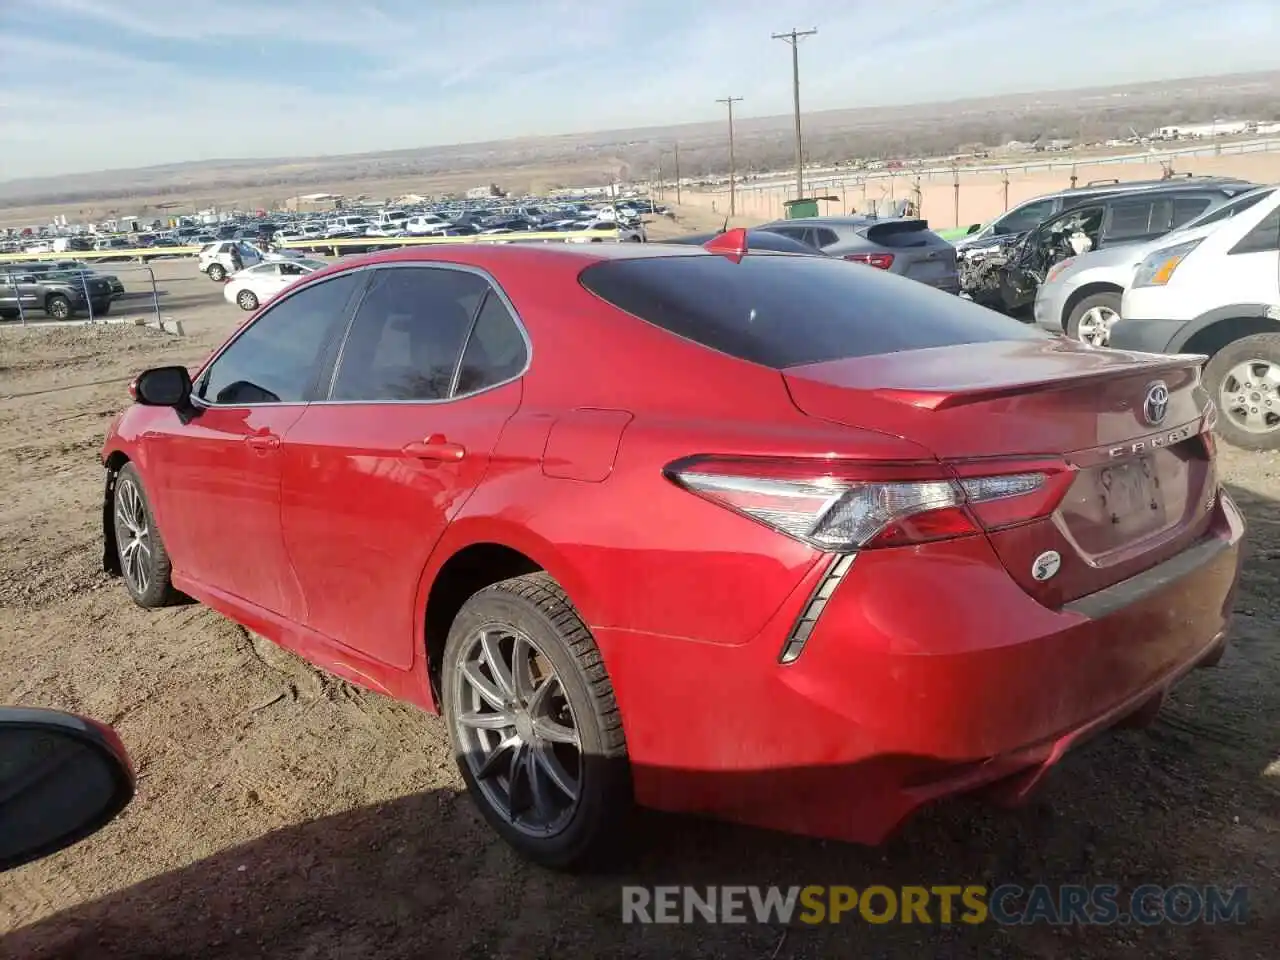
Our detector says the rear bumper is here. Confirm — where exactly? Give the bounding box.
[599,490,1244,844]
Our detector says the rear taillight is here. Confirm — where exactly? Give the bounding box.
[664,456,1074,551]
[844,252,895,269]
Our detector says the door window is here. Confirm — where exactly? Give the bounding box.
[1104,199,1159,240]
[329,266,490,401]
[197,272,360,405]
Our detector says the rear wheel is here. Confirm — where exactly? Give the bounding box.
[1066,291,1122,346]
[207,263,226,282]
[441,573,630,870]
[113,463,182,608]
[236,288,259,311]
[1204,333,1280,451]
[91,299,111,316]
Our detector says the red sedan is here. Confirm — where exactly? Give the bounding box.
[101,236,1243,868]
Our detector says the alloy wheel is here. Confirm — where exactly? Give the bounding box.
[1076,305,1117,346]
[451,624,582,838]
[1219,358,1280,435]
[237,289,258,310]
[114,477,152,595]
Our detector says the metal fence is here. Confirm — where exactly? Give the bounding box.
[5,262,162,329]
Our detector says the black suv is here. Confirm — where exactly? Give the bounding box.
[961,179,1256,313]
[0,269,114,320]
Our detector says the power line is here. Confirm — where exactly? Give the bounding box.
[715,96,744,217]
[771,27,817,200]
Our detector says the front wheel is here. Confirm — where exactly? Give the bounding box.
[1204,333,1280,451]
[207,263,226,282]
[112,463,182,608]
[441,573,631,870]
[236,288,259,311]
[1066,291,1122,346]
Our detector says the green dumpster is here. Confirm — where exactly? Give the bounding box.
[783,198,820,219]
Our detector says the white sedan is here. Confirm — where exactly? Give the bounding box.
[222,258,328,311]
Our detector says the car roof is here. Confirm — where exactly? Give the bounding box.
[1046,176,1251,199]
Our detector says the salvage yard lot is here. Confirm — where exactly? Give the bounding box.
[0,263,1278,959]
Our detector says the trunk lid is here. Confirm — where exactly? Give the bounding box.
[860,220,958,291]
[783,338,1218,606]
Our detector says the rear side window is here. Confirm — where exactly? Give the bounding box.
[1171,197,1211,229]
[579,254,1046,369]
[453,292,528,395]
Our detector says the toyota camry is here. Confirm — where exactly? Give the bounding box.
[101,231,1243,868]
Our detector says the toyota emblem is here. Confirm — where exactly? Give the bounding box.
[1143,381,1170,426]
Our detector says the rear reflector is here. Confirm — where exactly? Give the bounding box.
[844,252,895,269]
[664,456,1074,551]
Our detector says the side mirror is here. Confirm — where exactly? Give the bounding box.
[0,707,134,871]
[966,223,981,236]
[131,365,192,407]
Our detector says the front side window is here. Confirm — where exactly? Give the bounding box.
[197,273,360,405]
[329,267,490,401]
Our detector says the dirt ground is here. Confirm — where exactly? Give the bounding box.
[0,255,1277,960]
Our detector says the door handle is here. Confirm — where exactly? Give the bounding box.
[245,433,281,451]
[401,434,466,461]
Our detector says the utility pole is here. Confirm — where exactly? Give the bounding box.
[715,96,743,217]
[674,142,681,205]
[772,27,817,200]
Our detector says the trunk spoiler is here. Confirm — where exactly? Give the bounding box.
[869,352,1209,410]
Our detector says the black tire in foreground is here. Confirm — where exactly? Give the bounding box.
[112,463,183,608]
[1203,332,1280,451]
[441,572,631,870]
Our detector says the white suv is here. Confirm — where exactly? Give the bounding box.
[1112,186,1280,450]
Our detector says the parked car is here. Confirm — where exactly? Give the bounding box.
[1034,186,1276,345]
[223,258,329,311]
[198,240,301,282]
[663,229,825,255]
[0,268,113,319]
[963,180,1255,313]
[103,243,1242,866]
[756,216,960,292]
[952,176,1253,258]
[1110,186,1280,450]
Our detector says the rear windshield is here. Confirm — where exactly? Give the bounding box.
[579,253,1046,368]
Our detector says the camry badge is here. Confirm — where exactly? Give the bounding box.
[1032,551,1062,582]
[1143,381,1170,426]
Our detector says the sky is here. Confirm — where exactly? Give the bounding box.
[1,0,1277,180]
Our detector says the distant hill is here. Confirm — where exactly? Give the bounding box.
[2,70,1277,208]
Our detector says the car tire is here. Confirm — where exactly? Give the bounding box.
[91,299,111,316]
[1203,333,1280,451]
[207,263,226,282]
[112,463,183,608]
[236,289,259,311]
[441,572,631,870]
[44,294,71,320]
[1066,291,1123,346]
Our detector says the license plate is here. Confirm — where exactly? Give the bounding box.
[1097,457,1165,530]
